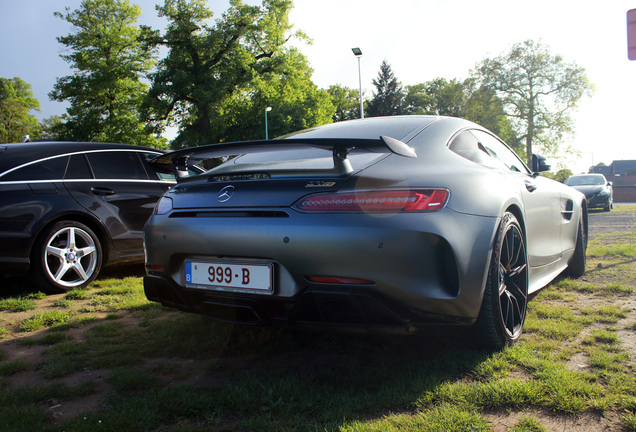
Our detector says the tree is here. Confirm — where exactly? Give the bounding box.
[405,78,520,154]
[366,60,406,117]
[50,0,165,147]
[220,49,334,141]
[474,40,593,165]
[463,79,520,153]
[39,115,65,141]
[542,168,573,183]
[327,84,360,122]
[0,77,40,143]
[143,0,320,148]
[405,78,464,117]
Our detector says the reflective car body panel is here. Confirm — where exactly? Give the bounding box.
[143,116,587,335]
[0,142,174,276]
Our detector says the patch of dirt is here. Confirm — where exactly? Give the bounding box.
[485,407,622,432]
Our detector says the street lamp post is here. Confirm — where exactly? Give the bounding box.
[265,106,272,140]
[351,47,363,119]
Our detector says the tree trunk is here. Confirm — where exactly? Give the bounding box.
[525,104,534,167]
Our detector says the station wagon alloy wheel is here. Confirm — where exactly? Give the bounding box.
[31,221,102,293]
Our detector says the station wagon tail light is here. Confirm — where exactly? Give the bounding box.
[293,189,448,213]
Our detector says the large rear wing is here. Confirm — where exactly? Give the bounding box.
[150,136,416,179]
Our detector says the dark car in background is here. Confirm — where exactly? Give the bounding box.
[565,173,613,211]
[0,142,178,292]
[143,116,588,349]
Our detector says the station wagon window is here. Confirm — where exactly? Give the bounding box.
[64,154,92,179]
[1,156,69,181]
[142,152,175,181]
[87,151,148,180]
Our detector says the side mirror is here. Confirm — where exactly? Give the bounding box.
[532,154,551,174]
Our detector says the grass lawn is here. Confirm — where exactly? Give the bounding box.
[0,209,635,431]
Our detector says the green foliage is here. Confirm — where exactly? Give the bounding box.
[542,168,573,182]
[405,77,520,155]
[0,359,31,376]
[0,77,41,143]
[143,0,326,148]
[50,0,165,147]
[366,60,406,117]
[474,40,594,165]
[0,297,36,312]
[510,415,547,432]
[328,84,361,121]
[220,48,335,142]
[18,310,75,332]
[405,78,465,117]
[37,115,65,141]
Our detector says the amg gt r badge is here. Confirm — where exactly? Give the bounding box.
[306,181,336,188]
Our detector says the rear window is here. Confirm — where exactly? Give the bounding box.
[0,156,69,181]
[209,149,385,174]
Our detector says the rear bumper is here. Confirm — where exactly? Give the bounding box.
[144,273,475,335]
[143,207,500,330]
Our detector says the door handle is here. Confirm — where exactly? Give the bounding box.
[91,187,115,196]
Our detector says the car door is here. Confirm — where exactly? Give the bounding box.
[64,150,167,254]
[470,130,563,268]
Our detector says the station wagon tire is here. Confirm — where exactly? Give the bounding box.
[472,212,528,349]
[30,221,102,293]
[563,216,586,278]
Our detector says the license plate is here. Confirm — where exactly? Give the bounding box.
[184,260,273,293]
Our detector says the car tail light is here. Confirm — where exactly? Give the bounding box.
[293,189,448,213]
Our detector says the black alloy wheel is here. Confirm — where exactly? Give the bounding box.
[473,212,529,349]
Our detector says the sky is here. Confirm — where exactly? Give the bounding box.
[1,0,636,173]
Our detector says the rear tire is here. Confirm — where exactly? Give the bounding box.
[472,212,528,349]
[30,221,102,293]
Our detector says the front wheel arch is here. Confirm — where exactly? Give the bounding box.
[471,211,529,349]
[31,213,111,267]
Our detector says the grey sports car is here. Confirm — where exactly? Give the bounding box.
[143,116,588,348]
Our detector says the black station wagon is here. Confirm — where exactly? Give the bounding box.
[0,141,177,292]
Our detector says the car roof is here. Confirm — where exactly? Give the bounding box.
[280,115,443,142]
[0,142,163,173]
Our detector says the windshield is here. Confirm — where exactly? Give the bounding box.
[565,175,605,186]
